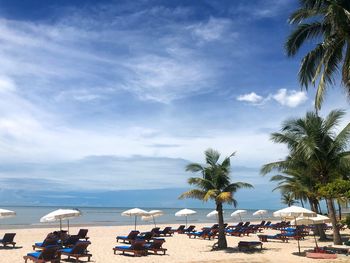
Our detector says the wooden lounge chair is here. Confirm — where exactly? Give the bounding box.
[149,227,160,237]
[144,238,167,255]
[238,241,263,251]
[188,228,211,239]
[136,231,154,242]
[24,245,61,263]
[60,241,92,262]
[258,234,288,243]
[62,235,80,247]
[113,240,146,257]
[158,227,173,237]
[170,225,185,234]
[0,233,16,247]
[116,230,140,243]
[183,225,196,234]
[32,238,58,250]
[76,229,89,241]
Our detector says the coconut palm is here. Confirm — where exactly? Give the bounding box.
[179,148,253,249]
[262,110,350,244]
[285,0,350,110]
[281,192,298,207]
[265,162,328,240]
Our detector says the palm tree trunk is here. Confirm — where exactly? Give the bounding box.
[337,200,342,220]
[326,198,342,245]
[309,198,327,240]
[216,202,227,249]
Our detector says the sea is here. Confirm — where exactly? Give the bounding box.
[0,206,276,229]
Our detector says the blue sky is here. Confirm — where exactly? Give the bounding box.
[0,0,348,209]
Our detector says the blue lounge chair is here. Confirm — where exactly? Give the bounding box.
[60,241,92,262]
[144,238,167,255]
[32,238,58,250]
[113,240,147,257]
[116,230,140,243]
[23,245,60,263]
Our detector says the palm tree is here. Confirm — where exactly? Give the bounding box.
[285,0,350,110]
[261,110,350,244]
[281,192,298,207]
[179,148,253,249]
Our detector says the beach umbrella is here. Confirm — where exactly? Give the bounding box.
[206,210,224,221]
[175,209,196,227]
[231,209,247,221]
[122,208,149,230]
[0,209,16,219]
[40,209,81,232]
[291,214,331,249]
[142,210,164,227]
[253,209,268,219]
[273,206,316,254]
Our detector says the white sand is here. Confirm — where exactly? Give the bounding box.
[1,223,349,262]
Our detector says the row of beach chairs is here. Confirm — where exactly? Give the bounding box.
[24,229,92,263]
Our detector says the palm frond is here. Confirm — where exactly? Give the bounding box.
[178,189,206,200]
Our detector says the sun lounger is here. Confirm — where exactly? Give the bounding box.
[149,227,160,237]
[183,225,196,234]
[136,231,154,241]
[0,233,16,247]
[32,238,59,250]
[62,235,80,247]
[76,229,89,241]
[188,228,211,239]
[170,225,185,234]
[258,234,288,242]
[144,238,167,255]
[116,230,140,243]
[324,245,350,255]
[158,227,173,237]
[113,240,146,257]
[24,245,61,263]
[238,241,263,251]
[60,241,92,262]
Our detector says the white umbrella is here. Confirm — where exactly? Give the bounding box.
[231,209,247,221]
[273,206,316,254]
[175,209,196,227]
[40,209,81,232]
[206,210,224,220]
[142,210,164,227]
[122,208,149,230]
[0,209,16,219]
[253,209,268,219]
[291,214,331,249]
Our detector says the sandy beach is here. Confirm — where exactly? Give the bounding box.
[1,222,349,263]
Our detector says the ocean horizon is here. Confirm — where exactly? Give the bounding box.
[0,205,276,229]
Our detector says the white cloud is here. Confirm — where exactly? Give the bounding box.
[237,92,263,103]
[188,17,234,42]
[237,89,308,108]
[272,89,308,108]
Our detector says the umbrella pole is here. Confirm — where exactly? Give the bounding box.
[134,216,137,231]
[153,216,156,228]
[239,214,242,222]
[295,216,301,255]
[186,216,188,228]
[60,219,62,231]
[68,220,70,234]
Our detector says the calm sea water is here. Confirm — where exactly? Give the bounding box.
[0,206,275,229]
